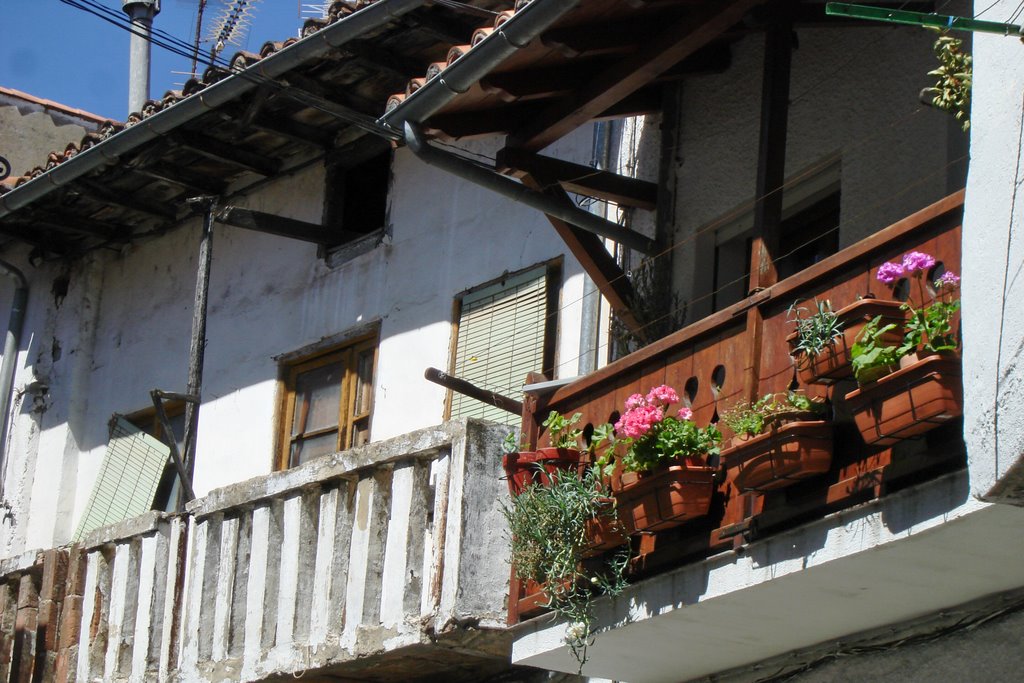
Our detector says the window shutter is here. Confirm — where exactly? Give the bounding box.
[451,268,549,425]
[73,416,171,541]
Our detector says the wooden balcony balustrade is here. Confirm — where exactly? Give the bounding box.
[511,191,967,624]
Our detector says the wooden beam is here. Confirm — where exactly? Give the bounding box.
[520,171,645,336]
[216,206,364,245]
[497,147,657,210]
[482,47,731,102]
[127,164,228,196]
[218,106,335,149]
[510,0,764,152]
[541,13,684,58]
[174,131,282,177]
[424,367,524,416]
[748,3,793,292]
[73,178,179,221]
[31,210,128,239]
[427,87,661,139]
[745,1,793,404]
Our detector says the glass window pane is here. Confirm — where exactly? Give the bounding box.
[290,431,339,468]
[292,362,343,436]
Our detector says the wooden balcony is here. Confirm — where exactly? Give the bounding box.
[511,190,966,623]
[0,419,514,683]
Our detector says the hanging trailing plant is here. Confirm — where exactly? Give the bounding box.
[502,467,629,670]
[923,29,972,131]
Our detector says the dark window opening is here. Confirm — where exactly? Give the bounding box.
[324,146,392,243]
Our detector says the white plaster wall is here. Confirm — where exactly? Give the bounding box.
[671,25,962,320]
[962,0,1024,498]
[0,126,596,555]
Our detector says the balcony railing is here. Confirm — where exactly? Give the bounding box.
[511,191,967,622]
[0,419,512,683]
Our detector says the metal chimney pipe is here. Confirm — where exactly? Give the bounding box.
[122,0,161,115]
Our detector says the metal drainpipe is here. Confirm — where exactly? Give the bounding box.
[578,121,613,375]
[403,122,656,254]
[0,262,27,500]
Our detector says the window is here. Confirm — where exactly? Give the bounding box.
[127,401,186,512]
[280,334,377,469]
[700,158,841,313]
[324,140,391,241]
[448,262,559,425]
[73,416,172,541]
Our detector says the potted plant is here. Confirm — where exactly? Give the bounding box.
[502,466,629,670]
[787,298,905,385]
[719,392,832,492]
[502,411,585,495]
[596,384,721,532]
[845,252,963,446]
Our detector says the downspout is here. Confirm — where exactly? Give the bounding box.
[0,262,27,500]
[578,121,613,375]
[403,122,656,254]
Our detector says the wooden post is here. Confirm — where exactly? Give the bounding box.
[744,3,793,406]
[181,198,216,508]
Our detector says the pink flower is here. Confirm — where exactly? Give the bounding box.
[936,270,960,288]
[624,393,645,411]
[876,261,904,284]
[615,404,664,439]
[901,251,936,274]
[646,384,679,406]
[677,407,693,421]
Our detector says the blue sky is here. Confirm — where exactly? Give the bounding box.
[1,1,312,121]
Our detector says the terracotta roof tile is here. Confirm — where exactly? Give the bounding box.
[4,0,529,202]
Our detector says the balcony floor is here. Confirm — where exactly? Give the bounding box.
[511,472,1024,682]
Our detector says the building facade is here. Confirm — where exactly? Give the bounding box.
[0,0,1020,681]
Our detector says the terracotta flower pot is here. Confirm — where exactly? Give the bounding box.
[502,447,582,496]
[721,421,833,492]
[613,464,716,532]
[788,299,905,385]
[584,515,630,556]
[844,355,962,447]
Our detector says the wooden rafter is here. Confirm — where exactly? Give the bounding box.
[482,46,731,102]
[73,178,178,221]
[174,131,282,177]
[497,147,658,210]
[510,0,765,152]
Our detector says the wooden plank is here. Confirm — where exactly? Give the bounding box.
[497,147,658,210]
[510,0,765,152]
[216,206,356,245]
[174,131,282,177]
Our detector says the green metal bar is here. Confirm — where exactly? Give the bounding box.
[826,3,1023,35]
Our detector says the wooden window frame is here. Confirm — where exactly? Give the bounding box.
[444,259,561,422]
[277,332,378,471]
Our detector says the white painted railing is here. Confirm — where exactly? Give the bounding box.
[49,419,511,683]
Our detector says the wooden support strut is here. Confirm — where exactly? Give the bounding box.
[216,206,361,245]
[424,367,524,416]
[519,169,647,337]
[497,146,658,210]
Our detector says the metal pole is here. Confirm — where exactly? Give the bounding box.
[122,0,161,114]
[827,3,1024,36]
[180,197,216,508]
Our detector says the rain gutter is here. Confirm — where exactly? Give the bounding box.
[0,262,26,499]
[0,0,428,220]
[404,122,656,254]
[378,0,580,130]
